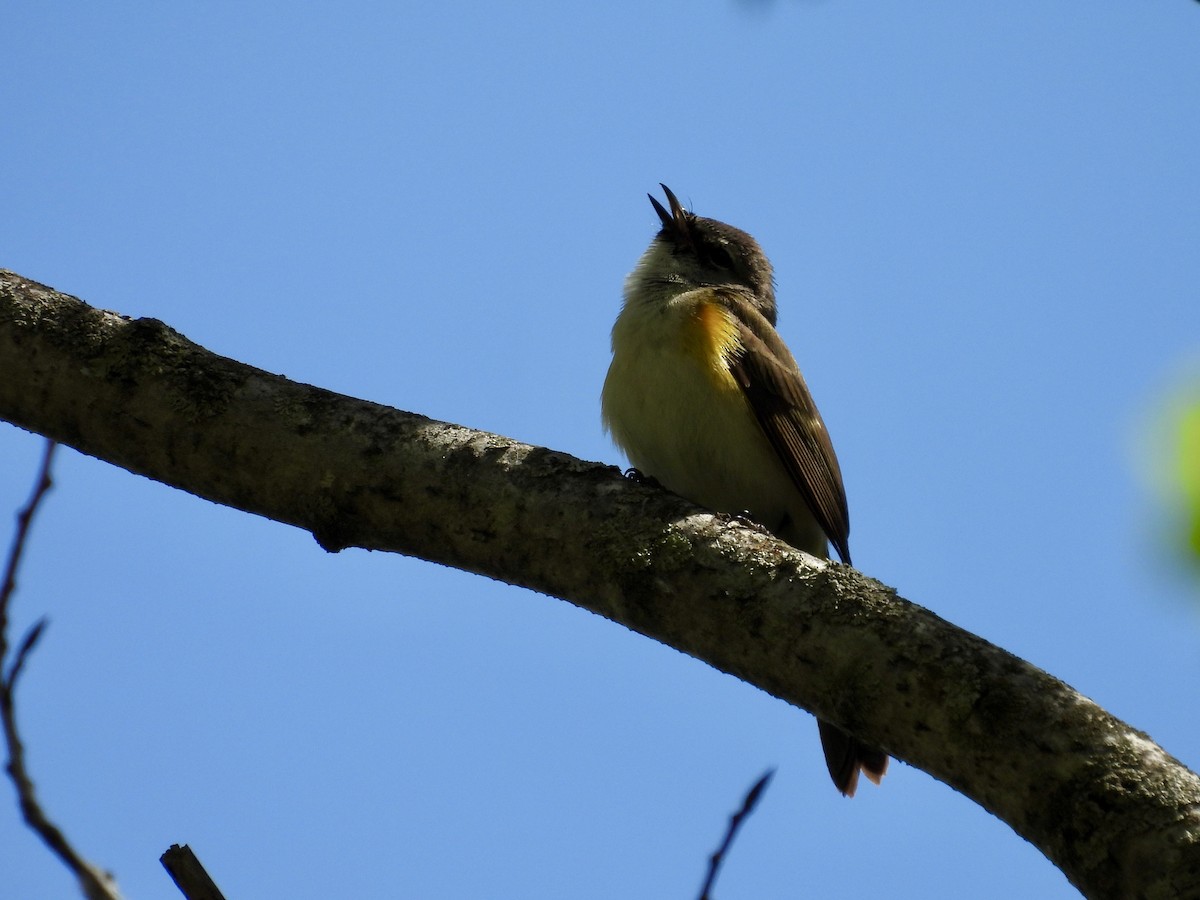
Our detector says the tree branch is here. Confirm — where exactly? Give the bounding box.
[2,269,1198,899]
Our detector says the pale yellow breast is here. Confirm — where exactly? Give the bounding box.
[602,290,814,545]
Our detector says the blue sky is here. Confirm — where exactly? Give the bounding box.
[3,2,1198,897]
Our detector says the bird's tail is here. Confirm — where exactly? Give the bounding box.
[817,719,888,797]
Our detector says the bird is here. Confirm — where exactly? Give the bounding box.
[601,185,887,796]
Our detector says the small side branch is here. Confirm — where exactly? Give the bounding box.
[0,441,123,900]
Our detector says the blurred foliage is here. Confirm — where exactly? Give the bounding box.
[1146,371,1200,583]
[1179,399,1200,564]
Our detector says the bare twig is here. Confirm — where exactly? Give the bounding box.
[1,440,124,900]
[161,843,228,900]
[0,441,56,649]
[697,769,774,900]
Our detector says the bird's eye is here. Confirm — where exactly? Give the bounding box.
[707,245,734,269]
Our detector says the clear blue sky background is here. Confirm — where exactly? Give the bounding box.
[3,2,1199,897]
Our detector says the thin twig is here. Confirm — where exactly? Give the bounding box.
[1,440,123,900]
[5,617,47,690]
[697,768,774,900]
[0,441,57,651]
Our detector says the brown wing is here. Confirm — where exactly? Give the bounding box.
[718,289,852,565]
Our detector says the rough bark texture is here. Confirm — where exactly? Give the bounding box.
[2,269,1199,899]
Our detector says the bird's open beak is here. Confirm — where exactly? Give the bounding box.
[648,184,695,252]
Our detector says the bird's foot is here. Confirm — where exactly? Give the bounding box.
[623,467,664,490]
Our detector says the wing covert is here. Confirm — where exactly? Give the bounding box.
[718,290,852,564]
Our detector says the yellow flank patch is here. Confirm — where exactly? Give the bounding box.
[684,299,742,387]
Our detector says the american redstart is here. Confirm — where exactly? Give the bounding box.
[602,185,887,796]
